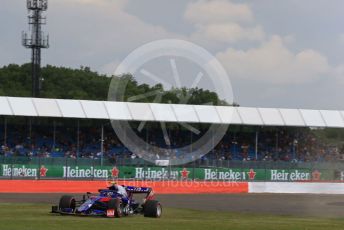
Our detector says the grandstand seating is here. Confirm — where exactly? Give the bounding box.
[0,125,342,162]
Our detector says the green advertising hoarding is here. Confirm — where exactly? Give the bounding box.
[0,163,341,181]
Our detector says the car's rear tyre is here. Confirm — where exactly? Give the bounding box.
[144,200,162,218]
[59,195,76,212]
[108,198,122,218]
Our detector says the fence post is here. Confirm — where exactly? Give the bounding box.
[192,160,195,181]
[65,157,68,180]
[10,156,13,180]
[92,157,95,181]
[264,161,267,181]
[38,156,41,180]
[143,160,146,181]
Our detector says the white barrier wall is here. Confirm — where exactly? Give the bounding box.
[249,182,344,194]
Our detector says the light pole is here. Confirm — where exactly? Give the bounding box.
[22,0,49,97]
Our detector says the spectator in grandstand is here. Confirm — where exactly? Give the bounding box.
[1,125,344,163]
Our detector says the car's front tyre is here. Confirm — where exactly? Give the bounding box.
[59,195,76,213]
[108,198,122,218]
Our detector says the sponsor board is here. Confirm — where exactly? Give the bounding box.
[2,164,37,177]
[0,163,340,181]
[270,170,310,181]
[135,167,180,180]
[63,166,108,178]
[113,167,192,180]
[204,169,246,180]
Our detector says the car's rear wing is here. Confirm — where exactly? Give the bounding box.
[100,185,152,194]
[124,186,152,194]
[125,186,155,201]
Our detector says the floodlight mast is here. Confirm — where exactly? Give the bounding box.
[22,0,49,98]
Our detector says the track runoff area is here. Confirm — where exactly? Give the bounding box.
[1,179,344,194]
[1,186,344,230]
[1,179,344,230]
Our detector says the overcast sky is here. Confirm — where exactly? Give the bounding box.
[1,0,344,110]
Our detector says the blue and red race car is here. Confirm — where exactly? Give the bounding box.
[51,183,162,218]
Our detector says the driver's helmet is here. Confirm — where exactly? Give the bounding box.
[108,182,118,191]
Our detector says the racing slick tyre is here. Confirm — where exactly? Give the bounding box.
[108,198,122,218]
[143,200,162,218]
[59,195,76,212]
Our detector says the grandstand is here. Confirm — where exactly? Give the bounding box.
[0,96,343,163]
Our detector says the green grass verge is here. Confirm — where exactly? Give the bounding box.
[0,203,343,230]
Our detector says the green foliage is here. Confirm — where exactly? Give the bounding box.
[312,128,344,146]
[0,64,230,105]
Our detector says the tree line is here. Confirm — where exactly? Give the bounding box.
[0,63,233,106]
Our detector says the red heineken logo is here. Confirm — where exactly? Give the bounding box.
[312,170,321,181]
[180,168,190,179]
[111,167,119,178]
[40,165,48,177]
[247,169,256,180]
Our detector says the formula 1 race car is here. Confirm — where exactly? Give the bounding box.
[51,183,162,218]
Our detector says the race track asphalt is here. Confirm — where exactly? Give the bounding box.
[1,193,344,218]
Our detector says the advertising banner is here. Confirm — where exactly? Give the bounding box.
[0,163,340,181]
